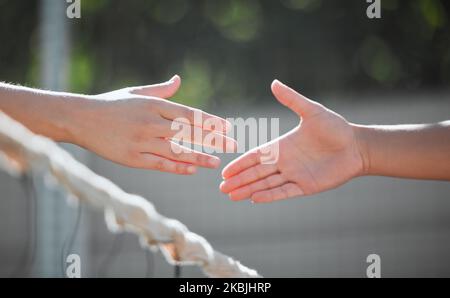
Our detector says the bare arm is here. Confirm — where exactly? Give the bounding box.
[0,77,236,174]
[355,122,450,181]
[0,82,79,142]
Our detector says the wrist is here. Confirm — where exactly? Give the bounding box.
[53,93,93,145]
[351,123,373,176]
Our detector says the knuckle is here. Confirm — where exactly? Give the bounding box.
[154,159,165,171]
[248,183,257,194]
[176,163,186,173]
[262,177,271,188]
[281,185,291,197]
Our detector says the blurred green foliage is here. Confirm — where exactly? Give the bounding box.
[205,0,263,42]
[0,0,449,107]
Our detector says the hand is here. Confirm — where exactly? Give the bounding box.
[220,80,364,203]
[71,75,236,174]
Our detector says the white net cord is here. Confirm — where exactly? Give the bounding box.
[0,111,261,278]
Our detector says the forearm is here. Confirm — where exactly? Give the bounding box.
[0,83,85,142]
[354,121,450,180]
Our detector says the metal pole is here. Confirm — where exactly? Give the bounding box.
[37,0,88,277]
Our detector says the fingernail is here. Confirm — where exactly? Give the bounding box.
[209,157,220,168]
[187,166,196,174]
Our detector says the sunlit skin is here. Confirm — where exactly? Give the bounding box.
[220,80,450,203]
[0,75,237,175]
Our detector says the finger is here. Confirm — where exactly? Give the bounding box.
[251,183,304,203]
[221,149,262,179]
[137,153,197,175]
[131,75,181,99]
[156,100,231,134]
[271,80,323,117]
[143,138,221,169]
[228,174,286,201]
[220,163,278,194]
[156,118,237,152]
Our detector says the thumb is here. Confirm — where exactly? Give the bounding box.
[131,75,181,98]
[271,80,322,117]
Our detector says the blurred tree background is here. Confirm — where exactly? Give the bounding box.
[0,0,449,108]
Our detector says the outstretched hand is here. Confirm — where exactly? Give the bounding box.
[73,75,236,174]
[220,80,364,203]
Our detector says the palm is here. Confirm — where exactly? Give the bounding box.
[221,80,363,203]
[276,109,362,195]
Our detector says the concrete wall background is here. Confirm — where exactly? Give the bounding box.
[0,94,449,277]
